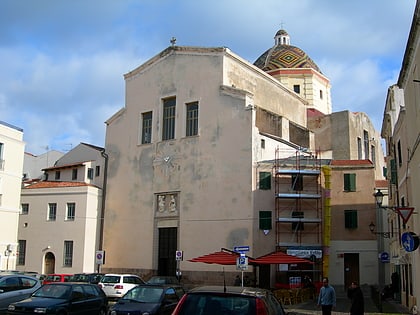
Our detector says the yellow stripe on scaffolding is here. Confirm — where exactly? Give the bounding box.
[322,166,331,278]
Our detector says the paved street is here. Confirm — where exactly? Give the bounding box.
[284,285,410,315]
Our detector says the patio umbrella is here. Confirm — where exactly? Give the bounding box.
[253,251,314,265]
[189,250,256,265]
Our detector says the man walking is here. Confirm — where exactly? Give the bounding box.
[317,277,336,315]
[347,281,364,315]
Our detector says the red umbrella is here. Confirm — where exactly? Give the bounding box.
[253,251,314,265]
[189,250,255,265]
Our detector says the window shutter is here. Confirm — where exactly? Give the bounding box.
[390,159,397,184]
[345,210,358,229]
[259,172,271,190]
[259,211,272,230]
[344,174,356,192]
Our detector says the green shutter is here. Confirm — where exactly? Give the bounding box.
[344,210,358,229]
[390,159,397,184]
[259,211,272,230]
[259,172,271,190]
[344,173,356,192]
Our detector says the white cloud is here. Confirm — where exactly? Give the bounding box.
[0,0,416,155]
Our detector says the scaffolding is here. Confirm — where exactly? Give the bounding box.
[273,147,324,283]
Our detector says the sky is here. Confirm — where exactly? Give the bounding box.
[0,0,416,155]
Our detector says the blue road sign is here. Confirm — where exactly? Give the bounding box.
[234,246,250,253]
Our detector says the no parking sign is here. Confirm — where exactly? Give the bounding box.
[96,250,105,264]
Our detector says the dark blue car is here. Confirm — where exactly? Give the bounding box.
[109,284,184,315]
[7,282,108,315]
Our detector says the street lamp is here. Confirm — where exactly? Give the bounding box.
[369,221,390,238]
[374,190,397,212]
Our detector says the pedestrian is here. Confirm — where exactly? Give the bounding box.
[317,277,336,315]
[347,281,364,315]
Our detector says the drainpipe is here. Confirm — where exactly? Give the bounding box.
[97,148,108,273]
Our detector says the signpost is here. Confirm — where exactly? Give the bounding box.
[397,207,414,224]
[234,246,250,287]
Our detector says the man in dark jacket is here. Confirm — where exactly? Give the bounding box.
[347,281,364,315]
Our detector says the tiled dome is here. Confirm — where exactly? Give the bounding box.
[254,29,321,73]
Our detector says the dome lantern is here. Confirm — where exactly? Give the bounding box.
[275,29,290,45]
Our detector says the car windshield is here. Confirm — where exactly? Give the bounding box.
[71,274,89,282]
[33,284,71,299]
[147,276,178,284]
[122,287,163,303]
[177,293,255,315]
[101,276,120,283]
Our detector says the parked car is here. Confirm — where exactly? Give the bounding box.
[171,285,289,315]
[7,282,108,315]
[109,284,184,315]
[98,274,145,300]
[147,276,180,285]
[0,274,41,313]
[70,273,104,284]
[42,274,73,284]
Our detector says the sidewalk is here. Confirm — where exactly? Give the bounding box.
[284,285,410,315]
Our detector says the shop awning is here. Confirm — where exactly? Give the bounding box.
[253,251,314,265]
[189,249,256,265]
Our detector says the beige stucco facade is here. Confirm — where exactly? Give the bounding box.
[0,121,25,270]
[308,110,384,180]
[327,160,379,287]
[103,46,316,285]
[381,1,420,310]
[17,143,105,274]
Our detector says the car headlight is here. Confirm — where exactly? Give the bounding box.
[8,305,15,311]
[34,308,47,313]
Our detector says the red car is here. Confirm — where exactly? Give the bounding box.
[42,274,73,284]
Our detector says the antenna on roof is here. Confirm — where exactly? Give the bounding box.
[170,37,176,46]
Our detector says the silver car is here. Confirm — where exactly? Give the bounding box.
[0,274,41,313]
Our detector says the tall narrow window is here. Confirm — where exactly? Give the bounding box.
[397,140,402,167]
[344,173,356,192]
[55,171,61,180]
[357,138,362,160]
[186,102,198,137]
[344,210,358,229]
[320,90,323,99]
[63,241,73,267]
[48,203,57,221]
[141,111,153,144]
[95,166,100,177]
[293,85,300,94]
[0,142,4,170]
[87,168,94,180]
[371,145,376,165]
[21,203,29,215]
[66,203,75,221]
[162,97,176,140]
[72,169,78,180]
[259,172,271,190]
[17,240,26,265]
[259,211,272,230]
[363,130,369,160]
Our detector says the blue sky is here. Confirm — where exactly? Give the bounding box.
[0,0,416,155]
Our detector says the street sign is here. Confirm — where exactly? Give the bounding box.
[380,252,390,263]
[402,232,419,252]
[236,256,248,270]
[175,250,183,261]
[95,250,105,265]
[397,207,414,224]
[233,246,250,253]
